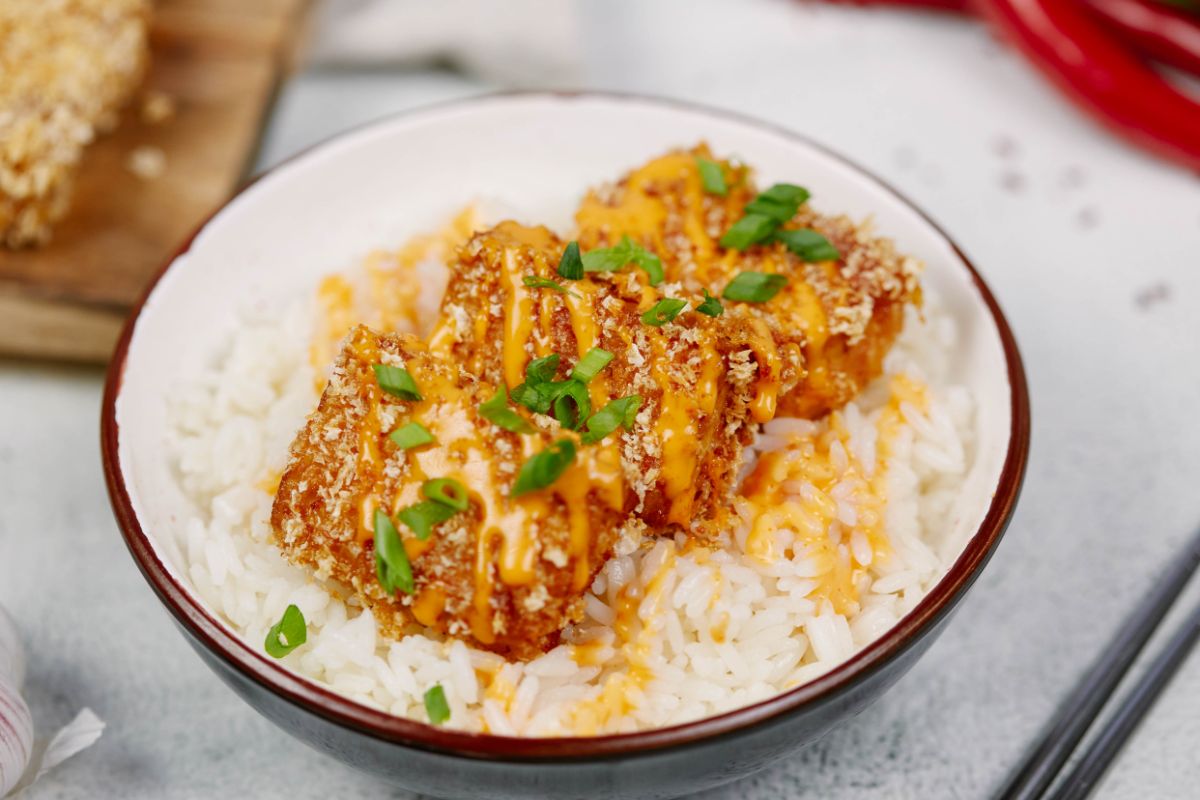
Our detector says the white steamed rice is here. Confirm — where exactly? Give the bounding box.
[167,260,974,736]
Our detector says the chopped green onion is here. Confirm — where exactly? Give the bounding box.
[758,183,810,208]
[696,157,728,196]
[512,381,572,415]
[374,509,414,594]
[424,684,450,725]
[511,439,577,497]
[522,276,577,297]
[719,213,776,250]
[552,380,591,431]
[397,501,457,542]
[744,196,797,223]
[422,477,469,511]
[557,241,584,280]
[478,386,535,434]
[774,228,841,262]
[373,364,422,401]
[581,395,643,444]
[641,298,689,327]
[722,271,788,303]
[570,347,613,383]
[525,354,561,386]
[720,183,811,250]
[582,236,664,286]
[264,604,307,658]
[389,421,435,449]
[694,289,724,317]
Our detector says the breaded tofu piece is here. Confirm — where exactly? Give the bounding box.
[574,145,921,420]
[270,325,634,659]
[430,221,784,534]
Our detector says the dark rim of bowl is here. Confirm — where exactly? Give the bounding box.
[101,90,1030,763]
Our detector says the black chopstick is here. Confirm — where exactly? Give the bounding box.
[1046,594,1200,800]
[992,524,1200,800]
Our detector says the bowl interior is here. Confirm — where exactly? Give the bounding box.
[113,92,1016,729]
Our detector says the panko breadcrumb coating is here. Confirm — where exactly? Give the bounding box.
[271,326,634,659]
[0,0,150,246]
[575,144,921,419]
[430,221,782,535]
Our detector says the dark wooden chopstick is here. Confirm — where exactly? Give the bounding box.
[1046,594,1200,800]
[992,524,1200,800]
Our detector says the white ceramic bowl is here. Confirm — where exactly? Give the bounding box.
[102,93,1029,800]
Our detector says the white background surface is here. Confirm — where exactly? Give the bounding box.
[3,1,1200,798]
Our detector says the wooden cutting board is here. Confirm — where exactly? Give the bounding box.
[0,0,310,363]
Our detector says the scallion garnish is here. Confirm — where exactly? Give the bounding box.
[510,382,555,415]
[552,380,591,431]
[745,184,809,221]
[511,439,577,497]
[641,298,688,327]
[696,157,728,196]
[526,354,561,386]
[773,228,840,262]
[424,684,450,725]
[478,386,535,434]
[581,395,643,444]
[722,271,788,303]
[720,183,811,250]
[695,289,724,317]
[557,241,584,280]
[422,478,469,511]
[389,421,435,449]
[374,509,414,594]
[264,604,307,658]
[523,276,578,297]
[582,236,664,286]
[570,348,613,383]
[719,214,776,250]
[397,502,457,542]
[373,364,422,401]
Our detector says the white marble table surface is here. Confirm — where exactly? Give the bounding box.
[4,1,1200,797]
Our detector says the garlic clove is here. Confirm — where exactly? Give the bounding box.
[0,673,34,797]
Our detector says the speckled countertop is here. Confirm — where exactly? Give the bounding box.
[4,1,1200,798]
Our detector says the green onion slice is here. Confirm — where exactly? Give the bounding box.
[720,183,811,250]
[511,439,577,497]
[694,289,724,317]
[422,477,469,511]
[696,157,728,196]
[722,271,788,303]
[719,214,776,250]
[374,509,414,594]
[525,354,561,386]
[397,501,457,542]
[522,276,577,297]
[264,603,307,658]
[424,684,450,725]
[552,380,591,431]
[581,236,664,286]
[570,347,613,383]
[557,241,584,280]
[373,364,422,401]
[581,395,643,444]
[774,228,841,262]
[641,298,688,327]
[478,386,535,434]
[389,421,435,449]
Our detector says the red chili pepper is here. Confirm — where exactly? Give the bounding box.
[971,0,1200,170]
[1085,0,1200,75]
[815,0,1200,81]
